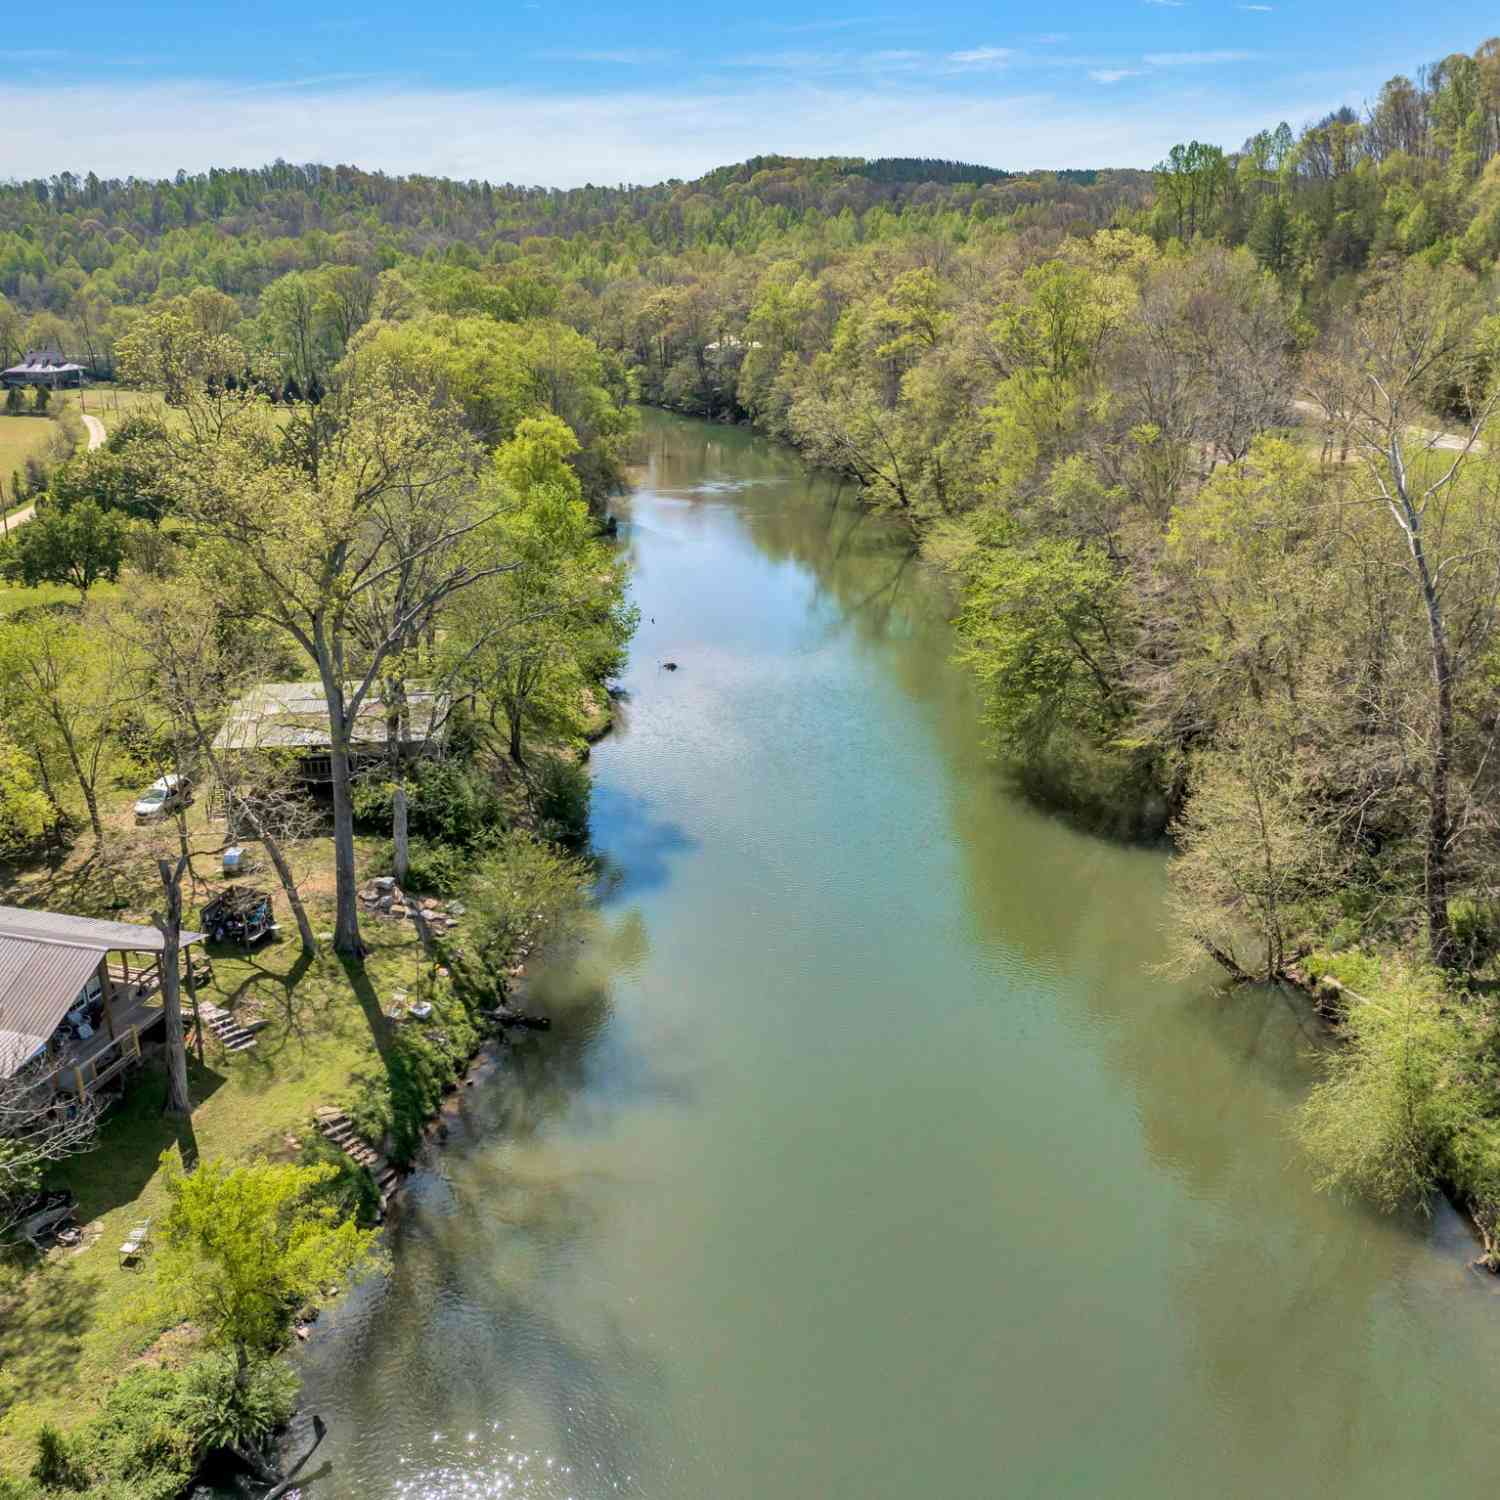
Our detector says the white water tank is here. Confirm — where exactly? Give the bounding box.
[223,846,244,875]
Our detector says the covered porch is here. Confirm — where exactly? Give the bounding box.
[0,906,204,1109]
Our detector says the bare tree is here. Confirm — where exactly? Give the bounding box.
[0,1066,101,1239]
[1311,261,1500,966]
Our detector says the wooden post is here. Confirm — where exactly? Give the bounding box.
[183,942,204,1065]
[97,954,116,1040]
[74,1067,86,1101]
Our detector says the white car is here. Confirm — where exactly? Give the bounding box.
[133,774,190,822]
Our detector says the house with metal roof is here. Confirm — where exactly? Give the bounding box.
[0,905,203,1103]
[211,681,450,784]
[1,348,88,389]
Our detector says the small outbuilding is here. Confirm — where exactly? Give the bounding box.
[211,681,450,785]
[1,348,88,389]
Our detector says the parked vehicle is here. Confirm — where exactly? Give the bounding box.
[133,774,190,822]
[201,886,276,947]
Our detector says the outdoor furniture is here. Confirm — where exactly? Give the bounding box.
[119,1218,151,1267]
[201,887,276,948]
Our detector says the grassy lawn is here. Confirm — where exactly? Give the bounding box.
[0,789,440,1468]
[0,412,69,512]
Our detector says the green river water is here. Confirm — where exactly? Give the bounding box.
[290,411,1500,1499]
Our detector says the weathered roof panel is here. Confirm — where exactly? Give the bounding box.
[0,906,204,1078]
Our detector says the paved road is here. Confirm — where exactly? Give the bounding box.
[2,410,107,533]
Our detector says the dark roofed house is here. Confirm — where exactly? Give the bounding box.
[2,347,88,389]
[0,905,202,1103]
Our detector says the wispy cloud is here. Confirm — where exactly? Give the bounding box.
[1143,49,1254,65]
[946,46,1013,67]
[542,48,675,65]
[1090,68,1145,83]
[0,77,1305,185]
[1143,1,1185,8]
[766,16,879,33]
[1236,4,1273,10]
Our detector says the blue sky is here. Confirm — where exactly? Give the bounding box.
[0,2,1489,185]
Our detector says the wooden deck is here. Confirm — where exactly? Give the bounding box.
[41,995,163,1102]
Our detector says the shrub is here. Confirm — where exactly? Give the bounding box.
[84,1367,199,1500]
[353,757,504,848]
[345,973,480,1161]
[466,835,589,966]
[534,754,591,847]
[178,1351,299,1454]
[298,1135,382,1227]
[379,836,469,897]
[1297,963,1495,1212]
[30,1425,84,1490]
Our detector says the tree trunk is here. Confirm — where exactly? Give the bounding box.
[228,790,318,957]
[328,733,364,958]
[54,720,103,846]
[154,858,192,1116]
[392,781,409,885]
[508,706,524,766]
[317,670,365,959]
[1400,492,1457,968]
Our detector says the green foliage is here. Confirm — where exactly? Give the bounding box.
[4,387,23,417]
[1,500,128,597]
[176,1350,299,1454]
[534,754,592,846]
[1297,965,1500,1214]
[345,972,481,1161]
[297,1135,383,1228]
[30,1425,83,1490]
[466,834,589,968]
[151,1155,380,1361]
[381,836,469,897]
[352,757,504,848]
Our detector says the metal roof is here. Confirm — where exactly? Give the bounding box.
[212,681,448,753]
[0,905,202,1079]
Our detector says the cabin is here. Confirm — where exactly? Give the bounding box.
[211,681,450,786]
[1,348,89,389]
[0,905,203,1106]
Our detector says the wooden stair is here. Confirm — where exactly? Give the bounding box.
[196,1000,260,1053]
[313,1107,401,1207]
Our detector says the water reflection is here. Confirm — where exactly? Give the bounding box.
[294,411,1500,1500]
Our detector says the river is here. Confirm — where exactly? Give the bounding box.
[290,411,1500,1498]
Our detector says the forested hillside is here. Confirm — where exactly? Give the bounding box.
[3,34,1500,1242]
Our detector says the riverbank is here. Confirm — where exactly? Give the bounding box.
[0,696,612,1482]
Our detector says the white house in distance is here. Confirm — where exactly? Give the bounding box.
[1,348,89,390]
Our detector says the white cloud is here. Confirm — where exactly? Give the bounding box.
[1143,1,1185,8]
[946,46,1013,66]
[1090,69,1145,83]
[1237,4,1273,9]
[1143,50,1254,65]
[542,49,675,66]
[0,78,1301,184]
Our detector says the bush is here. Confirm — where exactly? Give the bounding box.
[83,1367,199,1500]
[1297,962,1498,1212]
[534,754,591,847]
[30,1425,84,1490]
[380,836,469,897]
[345,972,480,1161]
[177,1351,299,1455]
[1448,897,1499,970]
[353,757,504,848]
[466,834,589,966]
